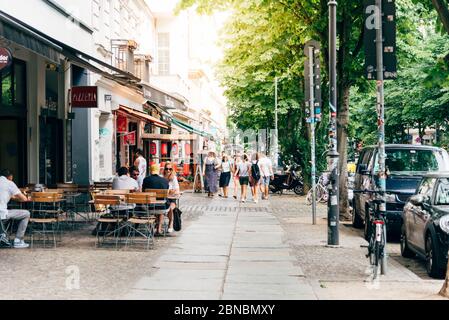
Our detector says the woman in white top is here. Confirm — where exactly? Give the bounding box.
[235,154,251,203]
[232,155,241,199]
[163,162,179,233]
[219,154,233,198]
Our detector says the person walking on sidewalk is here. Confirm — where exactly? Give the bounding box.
[163,162,180,234]
[134,149,147,191]
[235,154,251,203]
[249,153,262,203]
[232,155,241,199]
[258,153,274,200]
[203,151,220,198]
[0,169,31,248]
[219,154,232,198]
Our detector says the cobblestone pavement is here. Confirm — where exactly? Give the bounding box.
[269,191,446,300]
[1,189,447,299]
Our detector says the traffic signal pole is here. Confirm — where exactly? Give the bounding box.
[375,0,388,272]
[327,0,339,246]
[308,46,317,226]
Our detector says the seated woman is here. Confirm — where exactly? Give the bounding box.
[163,162,180,234]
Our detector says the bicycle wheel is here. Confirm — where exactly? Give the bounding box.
[372,240,380,279]
[380,224,388,275]
[319,186,329,203]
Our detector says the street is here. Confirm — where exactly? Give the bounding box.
[0,190,445,300]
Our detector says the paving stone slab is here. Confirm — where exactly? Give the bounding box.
[125,289,222,300]
[133,276,223,291]
[158,254,229,263]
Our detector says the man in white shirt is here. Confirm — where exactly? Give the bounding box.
[133,149,147,190]
[258,154,274,200]
[0,169,30,248]
[111,166,139,212]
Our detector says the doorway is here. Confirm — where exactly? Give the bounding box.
[0,118,27,186]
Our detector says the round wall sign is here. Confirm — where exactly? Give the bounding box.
[0,48,12,71]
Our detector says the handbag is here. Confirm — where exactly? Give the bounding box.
[173,208,183,231]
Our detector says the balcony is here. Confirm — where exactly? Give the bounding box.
[134,54,152,83]
[111,39,138,74]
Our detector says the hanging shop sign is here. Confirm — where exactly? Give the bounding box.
[0,48,12,71]
[161,143,168,156]
[71,86,98,108]
[116,115,128,134]
[172,143,178,156]
[124,131,136,146]
[185,143,191,157]
[150,142,157,155]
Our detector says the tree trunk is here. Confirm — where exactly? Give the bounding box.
[440,259,449,298]
[338,85,351,220]
[432,0,449,34]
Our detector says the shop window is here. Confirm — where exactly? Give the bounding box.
[0,59,26,109]
[1,69,12,106]
[45,66,59,111]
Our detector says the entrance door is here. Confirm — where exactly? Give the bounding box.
[39,117,64,186]
[0,118,27,186]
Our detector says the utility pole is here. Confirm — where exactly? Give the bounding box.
[327,0,339,246]
[308,46,317,225]
[375,0,387,272]
[274,76,279,169]
[304,40,321,226]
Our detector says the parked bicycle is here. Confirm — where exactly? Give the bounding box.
[353,189,408,279]
[306,172,329,205]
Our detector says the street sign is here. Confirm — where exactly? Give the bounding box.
[364,0,397,80]
[304,40,322,122]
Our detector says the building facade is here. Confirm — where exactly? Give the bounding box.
[0,0,227,187]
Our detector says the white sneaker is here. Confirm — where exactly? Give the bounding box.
[13,239,29,249]
[167,228,174,233]
[254,199,258,203]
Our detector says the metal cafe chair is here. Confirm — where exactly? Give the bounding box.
[29,192,65,248]
[124,192,157,250]
[144,189,169,235]
[93,195,123,249]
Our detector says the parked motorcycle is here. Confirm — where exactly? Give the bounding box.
[269,164,304,195]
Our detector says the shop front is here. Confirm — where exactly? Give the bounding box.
[114,105,169,172]
[0,10,65,187]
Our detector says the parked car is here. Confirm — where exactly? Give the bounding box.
[401,173,449,278]
[352,144,449,238]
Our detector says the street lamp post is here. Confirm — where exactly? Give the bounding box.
[327,0,339,246]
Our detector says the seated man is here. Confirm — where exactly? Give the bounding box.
[0,169,30,248]
[111,166,139,215]
[142,164,169,235]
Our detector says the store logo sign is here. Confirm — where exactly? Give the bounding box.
[0,48,12,71]
[71,86,98,108]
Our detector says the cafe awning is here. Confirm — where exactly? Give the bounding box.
[171,118,213,139]
[0,10,62,64]
[116,105,169,129]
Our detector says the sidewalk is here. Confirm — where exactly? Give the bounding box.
[125,195,316,300]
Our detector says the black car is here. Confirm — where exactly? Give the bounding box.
[401,173,449,278]
[352,144,449,237]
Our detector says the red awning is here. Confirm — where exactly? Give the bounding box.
[116,105,169,129]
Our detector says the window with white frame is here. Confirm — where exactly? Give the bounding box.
[157,33,170,76]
